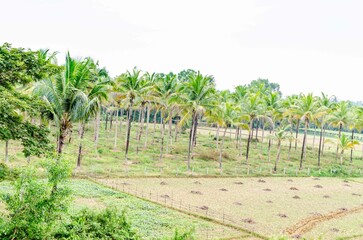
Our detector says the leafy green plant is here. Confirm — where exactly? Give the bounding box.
[0,159,72,239]
[55,208,140,239]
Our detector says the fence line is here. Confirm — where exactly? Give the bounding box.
[91,178,266,240]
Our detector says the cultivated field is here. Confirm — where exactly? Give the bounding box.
[96,177,363,239]
[0,179,245,239]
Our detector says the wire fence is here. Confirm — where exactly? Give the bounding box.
[91,178,261,240]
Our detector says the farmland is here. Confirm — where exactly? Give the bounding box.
[96,177,363,239]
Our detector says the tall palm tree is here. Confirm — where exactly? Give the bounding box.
[152,73,178,161]
[268,124,294,172]
[114,67,151,162]
[292,93,319,169]
[329,101,350,160]
[33,52,92,154]
[178,71,216,171]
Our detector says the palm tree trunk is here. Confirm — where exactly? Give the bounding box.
[5,140,9,163]
[119,109,123,134]
[144,103,151,148]
[261,119,265,143]
[94,110,100,153]
[322,125,326,155]
[174,120,179,143]
[268,129,272,162]
[124,105,133,162]
[114,109,119,149]
[219,127,228,170]
[318,124,324,167]
[336,124,343,160]
[235,127,239,149]
[159,118,166,161]
[239,129,243,157]
[136,106,145,154]
[340,150,344,166]
[300,120,308,169]
[312,124,317,149]
[350,129,354,163]
[136,107,142,140]
[187,112,196,171]
[193,116,198,147]
[110,110,114,130]
[216,125,220,149]
[288,123,293,161]
[105,111,109,131]
[77,123,85,167]
[245,120,253,163]
[255,119,259,140]
[167,111,173,152]
[152,110,158,144]
[295,119,300,150]
[57,122,68,154]
[274,140,281,172]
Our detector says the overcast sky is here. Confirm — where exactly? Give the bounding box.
[2,0,363,101]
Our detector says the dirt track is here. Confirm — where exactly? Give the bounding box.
[285,205,363,237]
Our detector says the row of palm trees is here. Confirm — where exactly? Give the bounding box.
[29,51,363,172]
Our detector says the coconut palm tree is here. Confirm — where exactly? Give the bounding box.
[33,52,93,154]
[178,71,216,171]
[114,67,151,162]
[292,93,319,169]
[152,73,178,161]
[336,134,360,166]
[268,124,295,172]
[329,101,350,160]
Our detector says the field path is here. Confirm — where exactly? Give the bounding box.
[285,205,363,237]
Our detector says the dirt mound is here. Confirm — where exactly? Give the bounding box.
[290,187,299,190]
[258,179,266,183]
[200,206,209,210]
[314,185,323,188]
[234,181,244,185]
[285,205,363,236]
[293,195,300,199]
[160,181,168,185]
[266,200,273,203]
[233,202,242,206]
[287,179,294,182]
[263,188,272,191]
[323,195,330,198]
[352,193,362,196]
[191,190,202,195]
[242,218,256,224]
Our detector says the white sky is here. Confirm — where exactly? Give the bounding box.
[1,0,363,101]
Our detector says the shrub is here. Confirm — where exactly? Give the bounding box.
[55,208,140,239]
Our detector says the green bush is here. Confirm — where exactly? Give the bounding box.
[55,208,139,239]
[0,163,18,181]
[0,159,72,240]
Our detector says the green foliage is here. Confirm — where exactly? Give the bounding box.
[168,228,195,240]
[0,159,72,239]
[55,208,139,239]
[0,163,18,181]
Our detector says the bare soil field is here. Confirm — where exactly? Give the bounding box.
[96,177,363,239]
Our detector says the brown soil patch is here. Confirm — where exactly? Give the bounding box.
[200,206,209,210]
[287,179,293,182]
[234,181,244,185]
[314,185,323,188]
[323,195,330,198]
[266,200,273,203]
[257,179,266,183]
[219,188,228,191]
[293,195,300,199]
[160,181,168,185]
[263,188,272,191]
[285,205,363,236]
[233,202,242,206]
[191,190,202,195]
[242,218,256,224]
[290,187,299,191]
[352,193,362,196]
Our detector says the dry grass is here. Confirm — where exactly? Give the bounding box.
[96,177,363,239]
